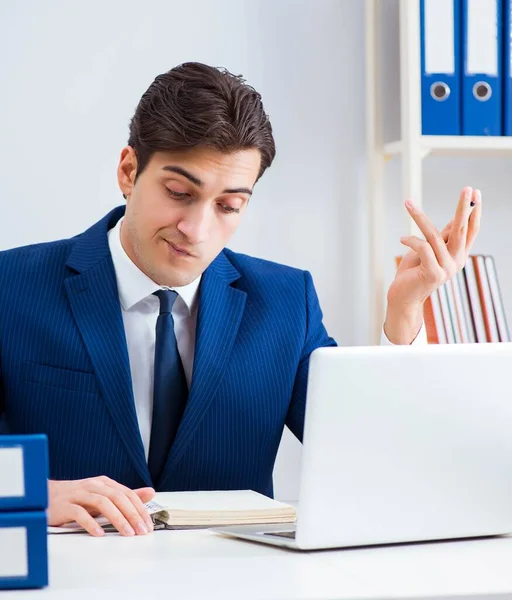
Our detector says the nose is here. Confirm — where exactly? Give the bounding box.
[176,203,211,245]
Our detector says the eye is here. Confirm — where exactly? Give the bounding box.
[218,204,240,215]
[166,188,190,200]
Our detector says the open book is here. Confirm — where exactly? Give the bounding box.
[48,490,296,533]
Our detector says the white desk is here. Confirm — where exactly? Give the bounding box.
[4,531,512,599]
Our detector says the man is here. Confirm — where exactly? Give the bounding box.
[0,63,481,537]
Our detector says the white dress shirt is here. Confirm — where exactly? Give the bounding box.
[108,217,425,457]
[108,218,201,458]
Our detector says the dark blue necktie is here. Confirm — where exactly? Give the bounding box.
[148,289,188,485]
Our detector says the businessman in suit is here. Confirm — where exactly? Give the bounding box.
[0,63,481,536]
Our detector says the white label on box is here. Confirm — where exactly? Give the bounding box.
[0,527,28,577]
[425,0,455,74]
[0,447,25,497]
[467,0,498,75]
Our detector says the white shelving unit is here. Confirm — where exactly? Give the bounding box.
[385,136,512,158]
[365,0,512,343]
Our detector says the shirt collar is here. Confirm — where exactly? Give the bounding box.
[107,217,201,315]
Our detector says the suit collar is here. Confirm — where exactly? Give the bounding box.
[205,249,241,285]
[65,206,125,274]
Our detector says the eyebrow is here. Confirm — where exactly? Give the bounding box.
[161,165,253,196]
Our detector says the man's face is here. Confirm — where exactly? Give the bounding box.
[117,146,261,287]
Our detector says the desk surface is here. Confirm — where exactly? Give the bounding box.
[4,531,512,599]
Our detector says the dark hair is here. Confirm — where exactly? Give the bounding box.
[127,62,276,182]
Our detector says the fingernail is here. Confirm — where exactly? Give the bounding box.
[405,199,414,209]
[136,521,148,535]
[470,190,481,207]
[94,527,105,537]
[122,524,135,536]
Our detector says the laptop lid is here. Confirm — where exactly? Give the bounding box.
[294,343,512,550]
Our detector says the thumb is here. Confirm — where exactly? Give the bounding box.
[134,487,156,503]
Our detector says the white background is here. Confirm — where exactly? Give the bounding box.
[1,0,510,500]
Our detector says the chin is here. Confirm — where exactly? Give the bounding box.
[161,269,200,288]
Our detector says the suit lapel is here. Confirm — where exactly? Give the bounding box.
[65,207,151,486]
[158,252,246,488]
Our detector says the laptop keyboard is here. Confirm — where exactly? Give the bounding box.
[263,530,296,539]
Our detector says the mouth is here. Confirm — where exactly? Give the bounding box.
[164,239,196,259]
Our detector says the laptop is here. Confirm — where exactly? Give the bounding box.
[212,343,512,550]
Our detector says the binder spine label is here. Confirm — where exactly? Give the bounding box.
[0,527,28,577]
[0,447,25,498]
[425,0,455,73]
[466,0,499,75]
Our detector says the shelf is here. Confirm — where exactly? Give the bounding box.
[366,0,512,343]
[384,136,512,159]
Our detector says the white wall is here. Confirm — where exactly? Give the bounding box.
[1,1,510,501]
[0,0,367,346]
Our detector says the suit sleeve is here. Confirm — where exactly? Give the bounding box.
[285,271,337,442]
[0,355,6,434]
[0,257,5,421]
[0,348,4,420]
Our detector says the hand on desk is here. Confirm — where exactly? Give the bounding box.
[384,186,481,344]
[48,476,155,537]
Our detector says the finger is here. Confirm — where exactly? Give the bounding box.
[66,504,106,537]
[134,487,156,503]
[440,219,454,242]
[405,200,453,268]
[85,483,149,535]
[446,187,474,254]
[93,477,154,532]
[400,235,444,285]
[133,489,157,529]
[75,491,136,536]
[466,189,482,252]
[108,483,155,532]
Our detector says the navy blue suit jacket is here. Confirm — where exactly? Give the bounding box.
[0,207,336,496]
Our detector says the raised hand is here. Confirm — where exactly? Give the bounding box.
[384,186,482,344]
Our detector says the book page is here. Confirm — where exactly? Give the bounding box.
[153,490,292,512]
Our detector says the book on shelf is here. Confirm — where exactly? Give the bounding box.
[423,288,446,344]
[438,283,457,343]
[395,254,509,344]
[48,489,296,534]
[472,255,500,342]
[463,258,487,342]
[454,271,476,343]
[485,256,511,342]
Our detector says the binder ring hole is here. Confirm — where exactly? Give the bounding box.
[430,82,450,101]
[473,82,492,101]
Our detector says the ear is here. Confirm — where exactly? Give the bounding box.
[117,146,138,201]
